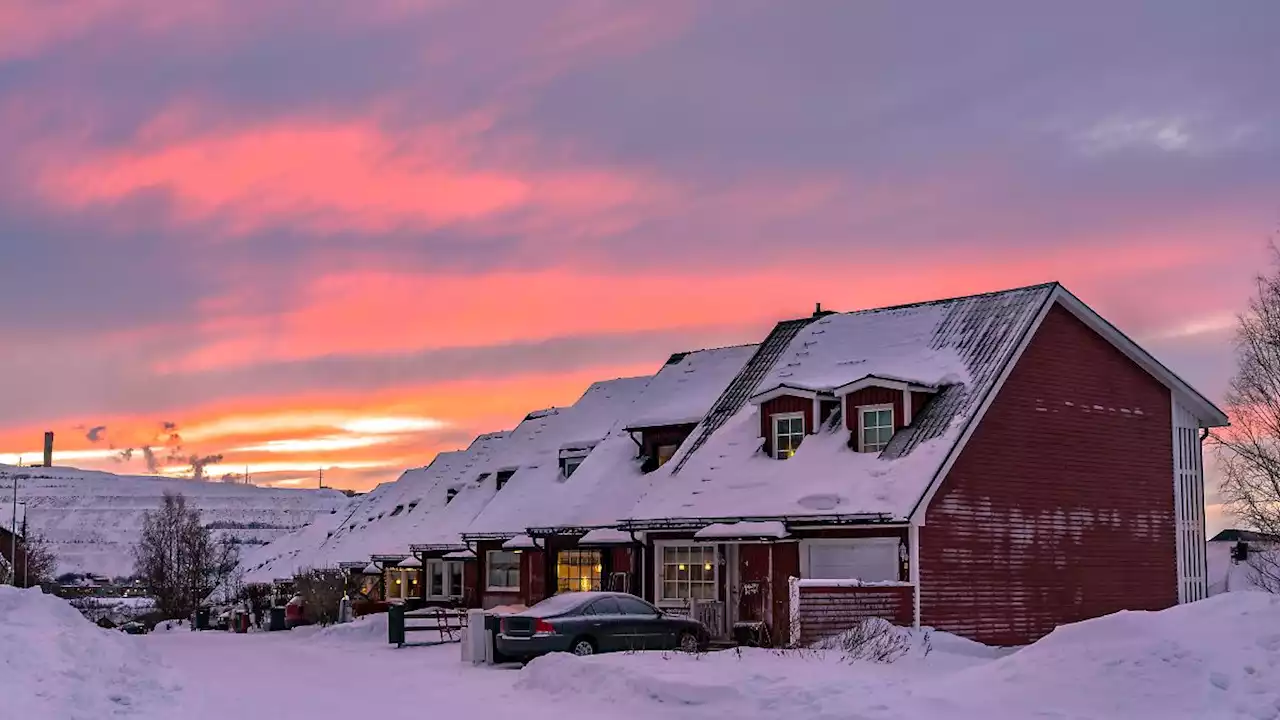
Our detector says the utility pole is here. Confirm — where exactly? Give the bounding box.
[9,472,17,587]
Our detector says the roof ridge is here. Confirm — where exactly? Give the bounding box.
[830,281,1061,319]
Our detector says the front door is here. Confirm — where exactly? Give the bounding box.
[736,544,772,628]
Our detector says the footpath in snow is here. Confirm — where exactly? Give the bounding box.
[3,588,1279,720]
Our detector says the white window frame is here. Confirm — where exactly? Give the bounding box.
[562,457,583,478]
[485,550,521,592]
[653,541,719,607]
[857,404,895,453]
[425,559,465,600]
[772,411,806,460]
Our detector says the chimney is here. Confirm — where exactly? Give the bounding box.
[812,302,835,318]
[43,431,54,468]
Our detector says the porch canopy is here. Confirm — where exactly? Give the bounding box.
[442,549,476,559]
[396,556,423,569]
[577,527,634,546]
[502,534,539,550]
[361,563,380,575]
[693,521,789,541]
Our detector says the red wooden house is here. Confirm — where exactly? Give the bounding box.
[618,283,1226,646]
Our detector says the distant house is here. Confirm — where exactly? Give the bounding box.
[618,283,1225,646]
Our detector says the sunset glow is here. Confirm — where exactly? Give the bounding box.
[0,1,1273,514]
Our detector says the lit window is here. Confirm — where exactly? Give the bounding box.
[486,551,520,591]
[656,444,678,467]
[658,545,717,604]
[556,550,602,593]
[859,406,895,452]
[772,413,805,459]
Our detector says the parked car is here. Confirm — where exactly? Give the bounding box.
[120,621,148,635]
[496,591,709,660]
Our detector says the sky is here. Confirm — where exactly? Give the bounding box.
[0,1,1276,528]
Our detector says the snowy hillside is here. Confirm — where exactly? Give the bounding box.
[0,465,349,577]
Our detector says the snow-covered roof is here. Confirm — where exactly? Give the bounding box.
[522,346,757,534]
[626,284,1056,524]
[461,376,654,538]
[578,528,633,546]
[694,521,789,540]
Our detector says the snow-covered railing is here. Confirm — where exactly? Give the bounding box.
[788,576,914,646]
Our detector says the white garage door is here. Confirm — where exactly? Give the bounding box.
[804,539,899,582]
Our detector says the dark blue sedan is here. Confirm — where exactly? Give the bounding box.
[496,592,709,659]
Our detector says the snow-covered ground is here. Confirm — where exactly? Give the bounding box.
[4,586,1279,720]
[0,464,349,576]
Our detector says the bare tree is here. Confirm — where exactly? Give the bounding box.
[1215,253,1280,593]
[18,532,58,588]
[133,491,240,619]
[293,568,346,626]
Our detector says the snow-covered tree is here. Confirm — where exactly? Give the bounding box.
[133,491,240,618]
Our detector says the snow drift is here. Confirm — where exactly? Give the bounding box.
[0,586,173,718]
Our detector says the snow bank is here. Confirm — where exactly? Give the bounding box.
[929,592,1280,719]
[517,652,742,707]
[0,586,173,717]
[311,613,389,644]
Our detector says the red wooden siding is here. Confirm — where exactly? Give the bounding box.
[770,543,800,646]
[462,559,479,607]
[793,584,914,645]
[844,387,905,432]
[911,390,930,420]
[523,549,547,605]
[919,303,1176,646]
[609,546,634,593]
[760,395,815,456]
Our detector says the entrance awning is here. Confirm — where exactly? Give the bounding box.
[578,528,634,546]
[396,556,423,569]
[503,534,539,550]
[442,549,476,559]
[693,521,789,541]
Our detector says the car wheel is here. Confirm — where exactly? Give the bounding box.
[678,632,700,654]
[571,638,596,657]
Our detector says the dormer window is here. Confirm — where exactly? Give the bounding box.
[561,457,583,478]
[655,444,678,468]
[858,405,894,452]
[445,488,458,504]
[772,412,806,459]
[496,469,516,490]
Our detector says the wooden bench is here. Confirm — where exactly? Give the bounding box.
[388,605,469,648]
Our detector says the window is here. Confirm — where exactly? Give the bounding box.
[658,545,717,604]
[859,405,894,452]
[389,505,404,517]
[656,444,678,468]
[426,559,466,598]
[802,539,900,582]
[496,469,516,491]
[487,550,520,591]
[556,549,602,593]
[406,501,419,513]
[772,412,805,459]
[615,596,657,616]
[561,457,583,478]
[586,597,622,615]
[446,488,458,504]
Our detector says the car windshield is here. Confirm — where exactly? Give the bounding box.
[517,593,592,617]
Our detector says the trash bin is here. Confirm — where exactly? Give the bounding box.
[234,610,250,634]
[194,607,210,631]
[268,606,287,632]
[388,604,405,647]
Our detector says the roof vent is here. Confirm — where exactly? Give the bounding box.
[813,302,835,318]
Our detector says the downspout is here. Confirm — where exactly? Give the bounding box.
[908,522,922,630]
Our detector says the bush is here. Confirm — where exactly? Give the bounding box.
[814,618,915,663]
[293,568,346,626]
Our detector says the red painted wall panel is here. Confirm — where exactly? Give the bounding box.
[919,304,1176,645]
[771,543,800,646]
[794,585,914,645]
